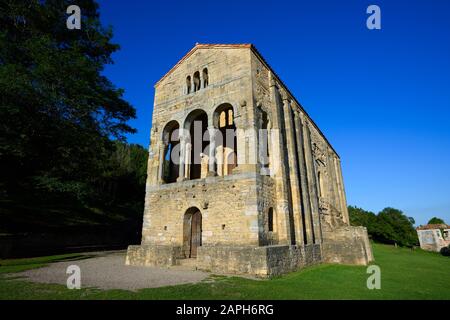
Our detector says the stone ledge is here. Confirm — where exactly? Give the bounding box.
[125,244,322,277]
[321,226,374,265]
[125,244,182,267]
[197,244,322,277]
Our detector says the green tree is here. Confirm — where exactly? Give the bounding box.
[0,0,136,201]
[428,217,446,225]
[349,206,378,233]
[349,206,419,247]
[96,142,148,204]
[376,207,418,247]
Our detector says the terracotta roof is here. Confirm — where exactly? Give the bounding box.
[417,224,449,230]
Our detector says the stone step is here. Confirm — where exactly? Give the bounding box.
[176,258,198,270]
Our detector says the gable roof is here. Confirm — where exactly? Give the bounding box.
[155,43,252,87]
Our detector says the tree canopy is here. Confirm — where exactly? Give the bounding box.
[0,0,139,202]
[349,206,418,247]
[427,217,446,225]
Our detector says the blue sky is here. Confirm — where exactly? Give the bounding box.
[97,0,450,226]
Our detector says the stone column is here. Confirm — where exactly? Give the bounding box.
[157,143,166,184]
[302,116,322,243]
[177,135,186,182]
[294,110,314,244]
[200,72,204,89]
[282,95,305,245]
[268,74,294,245]
[184,142,191,179]
[336,158,349,224]
[325,151,337,211]
[207,126,217,175]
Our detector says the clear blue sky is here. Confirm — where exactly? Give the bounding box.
[97,0,450,226]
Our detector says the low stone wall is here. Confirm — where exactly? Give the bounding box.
[197,244,321,277]
[321,226,373,265]
[125,244,182,266]
[125,243,322,277]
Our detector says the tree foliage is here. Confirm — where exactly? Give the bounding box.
[349,206,419,247]
[428,217,446,225]
[0,0,139,203]
[441,245,450,257]
[95,142,148,205]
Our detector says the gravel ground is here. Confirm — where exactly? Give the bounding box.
[13,251,210,291]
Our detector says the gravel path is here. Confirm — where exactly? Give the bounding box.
[12,251,210,291]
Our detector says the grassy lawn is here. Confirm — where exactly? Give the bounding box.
[0,243,449,300]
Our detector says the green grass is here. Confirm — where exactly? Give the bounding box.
[1,243,449,300]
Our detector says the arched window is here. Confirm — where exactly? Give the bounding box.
[186,76,191,94]
[193,71,201,92]
[260,110,270,169]
[184,109,209,180]
[162,121,180,183]
[213,104,237,176]
[202,68,209,88]
[268,208,274,232]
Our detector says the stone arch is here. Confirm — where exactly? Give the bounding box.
[212,102,239,128]
[193,71,201,92]
[183,207,202,258]
[161,120,180,183]
[212,103,237,176]
[260,109,271,171]
[186,76,191,94]
[202,68,209,87]
[183,109,209,180]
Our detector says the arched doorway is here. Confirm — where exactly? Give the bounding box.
[183,207,202,258]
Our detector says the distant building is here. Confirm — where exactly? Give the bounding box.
[416,224,450,252]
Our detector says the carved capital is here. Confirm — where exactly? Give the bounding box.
[280,89,289,102]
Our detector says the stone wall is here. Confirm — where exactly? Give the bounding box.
[141,172,260,247]
[125,244,182,266]
[321,226,373,265]
[417,229,450,252]
[196,244,321,277]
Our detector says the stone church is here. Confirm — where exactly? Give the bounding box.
[126,44,373,277]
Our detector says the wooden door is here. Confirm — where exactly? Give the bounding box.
[183,214,192,258]
[190,211,202,258]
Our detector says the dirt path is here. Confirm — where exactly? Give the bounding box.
[13,250,210,291]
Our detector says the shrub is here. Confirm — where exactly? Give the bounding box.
[440,245,450,257]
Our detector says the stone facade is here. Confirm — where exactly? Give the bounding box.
[126,44,373,277]
[416,224,450,252]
